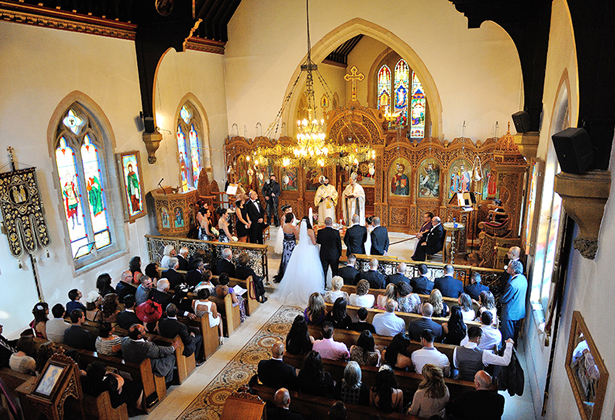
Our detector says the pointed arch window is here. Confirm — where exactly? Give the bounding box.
[177,102,205,191]
[394,59,410,126]
[377,65,391,115]
[410,71,426,138]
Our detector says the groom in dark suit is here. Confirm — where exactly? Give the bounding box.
[245,190,266,244]
[316,217,342,288]
[344,214,368,255]
[412,216,444,261]
[370,217,389,255]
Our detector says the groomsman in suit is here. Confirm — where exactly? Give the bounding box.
[344,214,367,255]
[434,264,464,298]
[412,216,444,261]
[386,262,411,286]
[338,254,361,285]
[411,264,434,295]
[316,217,342,288]
[246,190,266,244]
[361,258,386,290]
[370,217,389,255]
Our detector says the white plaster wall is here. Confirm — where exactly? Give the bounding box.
[0,22,227,336]
[225,0,522,142]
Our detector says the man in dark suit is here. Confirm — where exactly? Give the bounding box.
[500,260,528,342]
[412,216,444,261]
[216,248,236,277]
[465,272,489,300]
[116,294,142,330]
[316,217,342,287]
[121,324,179,384]
[386,262,411,286]
[185,258,206,288]
[447,370,505,420]
[149,279,172,311]
[338,254,361,285]
[162,257,185,290]
[236,252,267,302]
[159,304,204,364]
[258,341,296,390]
[266,388,303,420]
[177,247,190,270]
[344,214,367,255]
[361,258,386,290]
[408,303,443,342]
[115,270,137,303]
[246,190,266,244]
[370,217,389,255]
[411,264,434,295]
[349,307,376,333]
[434,264,464,298]
[63,309,96,351]
[262,174,281,227]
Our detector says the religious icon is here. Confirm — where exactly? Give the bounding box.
[62,173,81,229]
[357,161,375,186]
[174,207,184,228]
[281,167,298,191]
[179,151,189,189]
[35,364,64,397]
[117,151,146,222]
[389,160,411,196]
[306,166,325,191]
[448,158,472,198]
[161,207,170,229]
[483,163,497,198]
[418,158,440,198]
[86,175,104,217]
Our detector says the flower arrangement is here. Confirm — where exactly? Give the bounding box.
[210,227,220,237]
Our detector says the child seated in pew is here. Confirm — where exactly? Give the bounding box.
[215,273,246,322]
[192,289,224,345]
[349,307,376,334]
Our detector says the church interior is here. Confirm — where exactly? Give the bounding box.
[1,0,615,418]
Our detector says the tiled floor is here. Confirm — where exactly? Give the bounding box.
[135,229,536,420]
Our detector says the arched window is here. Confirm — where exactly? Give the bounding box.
[394,59,410,126]
[377,65,391,114]
[177,101,207,191]
[410,71,426,138]
[54,104,114,261]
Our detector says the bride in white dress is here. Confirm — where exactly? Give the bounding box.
[270,216,325,307]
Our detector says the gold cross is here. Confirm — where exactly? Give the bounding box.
[344,66,365,102]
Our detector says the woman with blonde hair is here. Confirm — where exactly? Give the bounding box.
[304,292,326,325]
[349,279,375,308]
[406,364,450,418]
[324,276,349,303]
[160,245,176,269]
[428,289,449,318]
[376,283,397,310]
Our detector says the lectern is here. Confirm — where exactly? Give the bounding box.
[151,187,199,237]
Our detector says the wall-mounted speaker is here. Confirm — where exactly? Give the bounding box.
[551,127,594,174]
[512,111,531,133]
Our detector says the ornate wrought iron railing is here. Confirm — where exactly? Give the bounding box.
[145,235,268,278]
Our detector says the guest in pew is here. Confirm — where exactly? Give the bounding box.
[304,292,326,325]
[369,365,403,413]
[128,256,143,285]
[453,327,514,381]
[428,289,449,318]
[135,299,163,333]
[408,303,443,343]
[464,272,489,301]
[296,350,335,398]
[329,401,348,420]
[193,269,216,296]
[460,312,501,353]
[64,349,86,376]
[96,273,116,297]
[177,247,190,271]
[30,301,49,339]
[160,244,176,270]
[372,299,406,337]
[160,304,204,365]
[145,262,162,287]
[313,321,350,361]
[407,364,450,419]
[216,272,247,322]
[350,307,376,334]
[396,282,421,314]
[286,315,314,356]
[236,252,267,303]
[67,288,86,314]
[411,264,434,295]
[258,341,297,391]
[82,361,144,417]
[135,275,153,306]
[46,304,70,343]
[85,290,103,322]
[116,270,136,303]
[457,294,475,322]
[434,265,463,299]
[266,388,304,420]
[361,259,386,290]
[9,334,36,375]
[162,257,185,290]
[325,298,352,330]
[411,329,450,377]
[0,323,17,368]
[101,293,121,323]
[149,278,172,311]
[334,361,370,406]
[324,276,349,304]
[193,288,224,344]
[35,342,57,375]
[382,332,412,371]
[172,288,198,319]
[64,309,96,351]
[350,330,380,367]
[117,294,142,330]
[375,284,397,310]
[186,258,207,288]
[475,291,497,326]
[189,249,211,271]
[386,262,411,286]
[121,324,179,385]
[95,322,122,356]
[349,280,375,309]
[442,306,467,346]
[338,254,361,286]
[446,370,504,420]
[217,248,236,277]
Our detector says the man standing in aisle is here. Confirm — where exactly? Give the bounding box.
[500,260,527,342]
[262,174,281,227]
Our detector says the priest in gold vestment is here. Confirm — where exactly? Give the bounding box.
[314,176,338,223]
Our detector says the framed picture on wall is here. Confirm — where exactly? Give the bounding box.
[116,151,147,223]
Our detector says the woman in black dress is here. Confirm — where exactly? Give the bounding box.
[235,193,251,242]
[297,350,334,398]
[273,213,298,283]
[285,314,313,355]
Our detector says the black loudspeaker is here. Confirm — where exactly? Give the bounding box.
[551,127,594,174]
[512,111,531,133]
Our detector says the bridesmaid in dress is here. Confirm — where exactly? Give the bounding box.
[235,194,251,242]
[274,212,298,283]
[216,207,233,243]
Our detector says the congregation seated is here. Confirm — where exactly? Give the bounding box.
[410,264,434,295]
[159,303,204,365]
[135,275,153,306]
[192,288,224,343]
[429,289,450,318]
[67,288,87,315]
[216,248,236,277]
[135,299,163,333]
[193,269,216,295]
[349,280,375,309]
[64,309,96,351]
[160,244,176,270]
[460,312,501,353]
[116,294,142,330]
[442,306,468,346]
[372,299,405,337]
[100,293,121,323]
[334,361,370,406]
[375,283,397,310]
[324,276,349,304]
[162,257,185,290]
[458,293,475,322]
[186,258,208,288]
[369,366,403,413]
[296,350,335,398]
[408,303,444,342]
[386,262,411,286]
[338,254,360,286]
[176,247,190,270]
[324,297,352,330]
[475,291,498,326]
[145,262,162,287]
[349,307,376,334]
[216,272,246,322]
[381,333,412,371]
[9,334,36,375]
[453,326,513,381]
[361,258,386,290]
[349,330,380,367]
[464,272,489,301]
[266,387,304,420]
[46,303,70,343]
[30,302,49,339]
[128,255,144,285]
[304,292,326,325]
[236,252,267,303]
[96,273,116,297]
[285,315,314,356]
[406,364,450,418]
[258,341,297,391]
[396,282,421,314]
[150,278,172,310]
[434,264,464,298]
[312,322,350,361]
[412,216,444,261]
[115,270,137,303]
[446,370,504,420]
[411,329,450,377]
[94,321,122,356]
[35,341,57,375]
[121,324,179,384]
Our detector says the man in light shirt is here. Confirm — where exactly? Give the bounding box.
[312,322,350,361]
[411,329,450,377]
[460,311,501,352]
[454,326,514,381]
[372,299,406,337]
[46,304,70,343]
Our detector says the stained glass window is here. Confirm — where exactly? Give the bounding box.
[177,100,209,191]
[377,65,391,114]
[189,124,201,187]
[410,71,426,138]
[177,126,189,191]
[394,60,410,126]
[54,107,113,259]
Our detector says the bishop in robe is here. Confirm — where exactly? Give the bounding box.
[342,173,365,226]
[314,176,338,224]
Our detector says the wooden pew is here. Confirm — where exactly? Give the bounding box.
[66,389,129,420]
[210,293,241,337]
[228,275,260,315]
[177,314,220,361]
[251,381,413,420]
